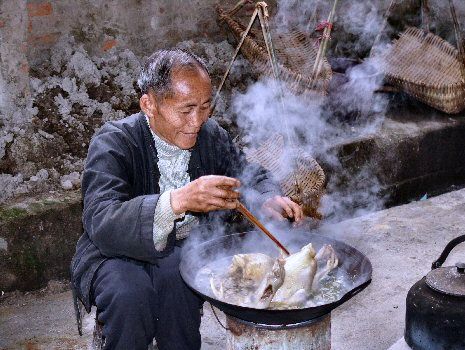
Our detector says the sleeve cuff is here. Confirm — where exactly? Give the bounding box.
[152,190,185,251]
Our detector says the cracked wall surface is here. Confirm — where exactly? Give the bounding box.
[0,0,256,204]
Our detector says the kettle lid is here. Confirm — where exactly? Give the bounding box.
[426,263,465,297]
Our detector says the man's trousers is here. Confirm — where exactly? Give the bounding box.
[90,244,203,350]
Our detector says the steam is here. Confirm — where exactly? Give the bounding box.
[182,0,465,291]
[273,0,465,58]
[274,0,387,58]
[222,0,417,224]
[184,59,386,305]
[231,62,387,222]
[181,4,397,292]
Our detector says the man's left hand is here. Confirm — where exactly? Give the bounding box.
[261,195,304,223]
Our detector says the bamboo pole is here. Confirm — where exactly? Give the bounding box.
[449,0,465,83]
[237,202,290,256]
[310,0,339,88]
[212,7,260,111]
[421,0,430,32]
[369,0,396,58]
[256,2,301,196]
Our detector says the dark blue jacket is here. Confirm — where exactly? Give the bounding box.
[71,112,279,311]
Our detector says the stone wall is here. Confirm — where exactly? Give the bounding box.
[0,191,82,291]
[0,0,225,122]
[0,0,257,204]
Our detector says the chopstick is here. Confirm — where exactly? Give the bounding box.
[237,202,290,256]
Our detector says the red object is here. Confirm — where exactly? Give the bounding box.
[102,39,118,52]
[315,20,333,32]
[313,21,333,47]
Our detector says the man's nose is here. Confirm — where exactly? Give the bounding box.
[189,110,204,128]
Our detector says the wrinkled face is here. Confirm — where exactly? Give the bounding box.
[140,66,212,149]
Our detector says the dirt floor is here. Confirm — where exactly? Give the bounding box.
[0,284,226,350]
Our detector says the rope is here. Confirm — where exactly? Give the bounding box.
[315,20,333,47]
[315,32,332,48]
[256,2,301,194]
[256,5,289,120]
[371,0,430,57]
[315,20,333,32]
[212,6,260,111]
[421,0,430,32]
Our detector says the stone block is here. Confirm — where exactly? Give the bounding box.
[0,191,82,292]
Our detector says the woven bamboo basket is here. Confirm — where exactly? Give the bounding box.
[383,27,465,114]
[216,5,332,95]
[244,133,326,219]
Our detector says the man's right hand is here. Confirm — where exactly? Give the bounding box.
[170,175,240,214]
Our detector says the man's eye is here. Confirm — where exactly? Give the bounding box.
[180,110,191,114]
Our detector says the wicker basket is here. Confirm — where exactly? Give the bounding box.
[383,27,465,114]
[245,133,326,219]
[216,5,332,95]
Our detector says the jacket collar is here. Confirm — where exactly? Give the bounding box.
[138,112,203,181]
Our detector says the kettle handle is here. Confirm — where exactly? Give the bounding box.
[431,235,465,269]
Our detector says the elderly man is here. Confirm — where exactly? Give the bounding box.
[71,49,303,350]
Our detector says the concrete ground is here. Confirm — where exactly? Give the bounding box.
[1,188,465,350]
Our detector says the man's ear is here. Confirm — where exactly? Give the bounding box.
[139,93,155,117]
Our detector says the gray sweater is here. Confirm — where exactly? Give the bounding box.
[145,116,198,251]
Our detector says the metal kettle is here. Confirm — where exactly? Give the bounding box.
[405,235,465,350]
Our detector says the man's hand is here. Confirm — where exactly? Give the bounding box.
[170,175,240,214]
[261,195,304,223]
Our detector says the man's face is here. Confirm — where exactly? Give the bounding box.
[142,66,212,150]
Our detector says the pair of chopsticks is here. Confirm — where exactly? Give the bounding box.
[237,202,290,256]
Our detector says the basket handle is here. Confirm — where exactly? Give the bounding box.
[431,234,465,269]
[449,0,465,83]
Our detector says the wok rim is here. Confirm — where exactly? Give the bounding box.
[180,231,372,323]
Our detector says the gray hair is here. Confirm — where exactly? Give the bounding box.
[137,48,209,97]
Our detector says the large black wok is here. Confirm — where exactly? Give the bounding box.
[180,229,372,325]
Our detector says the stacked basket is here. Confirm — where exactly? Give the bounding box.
[382,0,465,114]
